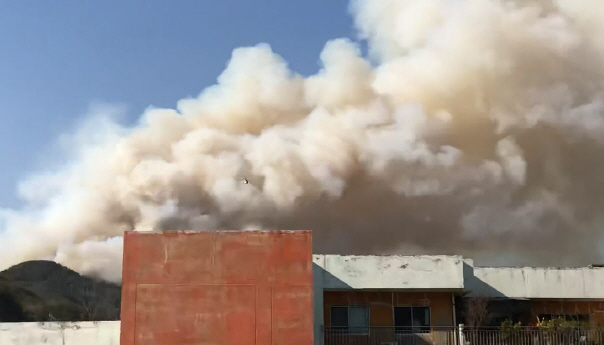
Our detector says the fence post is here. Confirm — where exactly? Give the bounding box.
[453,325,458,345]
[457,324,465,345]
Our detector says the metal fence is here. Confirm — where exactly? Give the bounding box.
[461,328,604,345]
[322,327,604,345]
[323,327,456,345]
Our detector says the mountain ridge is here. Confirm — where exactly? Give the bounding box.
[0,260,120,322]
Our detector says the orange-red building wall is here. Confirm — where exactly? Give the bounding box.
[120,230,313,345]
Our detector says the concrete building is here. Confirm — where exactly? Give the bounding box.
[313,254,464,345]
[464,260,604,327]
[314,254,604,344]
[4,231,604,345]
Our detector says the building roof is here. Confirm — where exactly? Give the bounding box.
[313,254,464,290]
[313,254,604,299]
[465,264,604,299]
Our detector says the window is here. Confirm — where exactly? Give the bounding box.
[394,307,431,333]
[331,307,348,328]
[349,307,370,333]
[330,306,369,333]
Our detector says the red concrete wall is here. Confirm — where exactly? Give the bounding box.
[120,230,313,345]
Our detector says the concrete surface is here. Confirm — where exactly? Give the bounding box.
[313,254,465,290]
[0,321,119,345]
[465,265,604,299]
[120,230,313,345]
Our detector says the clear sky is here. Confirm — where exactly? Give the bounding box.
[0,0,354,208]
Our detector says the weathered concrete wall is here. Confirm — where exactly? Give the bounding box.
[0,321,119,345]
[465,265,604,299]
[313,254,465,290]
[121,230,313,345]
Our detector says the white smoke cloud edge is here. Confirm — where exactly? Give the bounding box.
[2,0,604,282]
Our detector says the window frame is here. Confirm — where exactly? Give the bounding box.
[330,305,370,335]
[393,306,431,334]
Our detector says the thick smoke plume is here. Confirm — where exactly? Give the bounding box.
[2,0,604,282]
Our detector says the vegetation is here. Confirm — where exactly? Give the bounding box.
[464,297,491,328]
[0,260,121,322]
[536,316,589,330]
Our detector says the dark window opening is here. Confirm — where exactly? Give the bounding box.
[331,306,348,328]
[330,306,369,334]
[394,306,431,333]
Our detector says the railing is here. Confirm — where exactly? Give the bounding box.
[322,327,604,345]
[323,327,456,345]
[462,328,604,345]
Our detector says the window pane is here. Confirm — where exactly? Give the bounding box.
[412,307,431,333]
[394,307,412,333]
[331,307,348,328]
[349,306,369,333]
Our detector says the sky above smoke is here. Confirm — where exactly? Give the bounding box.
[1,0,604,282]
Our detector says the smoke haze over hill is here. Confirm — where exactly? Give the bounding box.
[2,0,604,282]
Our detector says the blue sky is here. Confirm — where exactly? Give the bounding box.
[0,0,355,207]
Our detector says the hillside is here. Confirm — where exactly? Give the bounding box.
[0,260,121,322]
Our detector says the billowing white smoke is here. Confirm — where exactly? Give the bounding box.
[2,0,604,282]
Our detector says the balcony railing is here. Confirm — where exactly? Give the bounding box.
[323,327,456,345]
[462,327,604,345]
[322,327,604,345]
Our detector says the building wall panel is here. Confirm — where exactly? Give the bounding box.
[134,284,256,345]
[120,230,312,345]
[272,285,314,345]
